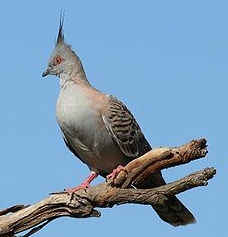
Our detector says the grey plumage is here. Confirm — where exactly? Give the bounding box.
[42,16,195,226]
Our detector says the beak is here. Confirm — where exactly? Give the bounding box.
[42,68,50,77]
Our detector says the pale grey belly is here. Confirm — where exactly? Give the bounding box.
[56,88,130,175]
[63,126,130,176]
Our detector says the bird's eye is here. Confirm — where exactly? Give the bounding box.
[54,56,63,65]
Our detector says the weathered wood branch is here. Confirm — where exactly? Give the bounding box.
[0,138,216,237]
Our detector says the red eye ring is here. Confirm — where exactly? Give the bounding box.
[54,56,62,65]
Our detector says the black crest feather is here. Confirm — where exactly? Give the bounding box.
[56,11,65,45]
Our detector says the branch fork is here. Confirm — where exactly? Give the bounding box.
[0,138,216,237]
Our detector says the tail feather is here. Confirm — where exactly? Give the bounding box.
[152,196,196,226]
[134,171,196,226]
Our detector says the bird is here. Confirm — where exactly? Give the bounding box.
[42,15,196,226]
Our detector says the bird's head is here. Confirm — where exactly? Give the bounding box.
[42,15,85,80]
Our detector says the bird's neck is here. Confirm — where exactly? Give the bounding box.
[60,68,91,89]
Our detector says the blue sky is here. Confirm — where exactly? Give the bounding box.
[0,1,227,236]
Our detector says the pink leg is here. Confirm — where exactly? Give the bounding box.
[65,171,98,193]
[106,165,125,180]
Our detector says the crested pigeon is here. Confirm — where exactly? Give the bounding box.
[42,16,196,226]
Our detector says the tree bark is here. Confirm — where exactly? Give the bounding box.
[0,138,216,237]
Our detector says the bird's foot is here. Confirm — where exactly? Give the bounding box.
[64,171,98,194]
[106,165,125,181]
[64,183,90,194]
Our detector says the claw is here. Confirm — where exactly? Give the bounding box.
[106,165,125,180]
[64,171,98,194]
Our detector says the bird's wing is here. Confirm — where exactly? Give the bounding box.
[102,95,151,158]
[102,96,195,226]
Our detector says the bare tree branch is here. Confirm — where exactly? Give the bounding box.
[0,138,216,237]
